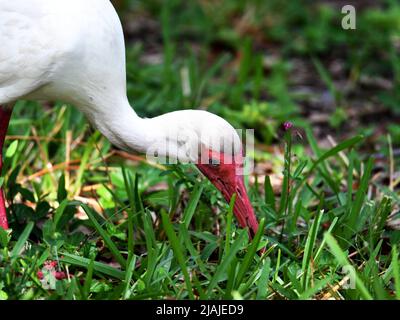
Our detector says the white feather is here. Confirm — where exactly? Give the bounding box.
[0,0,241,162]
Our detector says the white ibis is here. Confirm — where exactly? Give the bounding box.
[0,0,260,238]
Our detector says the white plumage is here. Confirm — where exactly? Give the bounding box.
[0,0,260,238]
[0,0,241,159]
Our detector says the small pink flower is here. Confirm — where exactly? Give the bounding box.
[44,260,58,270]
[283,121,293,131]
[37,270,44,280]
[54,271,66,280]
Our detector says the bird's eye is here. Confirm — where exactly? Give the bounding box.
[209,158,220,167]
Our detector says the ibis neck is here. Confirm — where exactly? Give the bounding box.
[80,96,156,154]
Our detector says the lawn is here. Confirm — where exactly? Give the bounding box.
[0,0,399,300]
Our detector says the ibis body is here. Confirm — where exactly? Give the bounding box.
[0,0,260,237]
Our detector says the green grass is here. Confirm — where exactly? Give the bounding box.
[0,0,399,300]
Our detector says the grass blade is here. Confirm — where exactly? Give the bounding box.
[123,255,137,299]
[392,246,400,300]
[342,158,374,243]
[11,221,34,264]
[256,257,271,299]
[264,176,276,212]
[207,229,247,296]
[182,183,204,228]
[83,258,94,300]
[310,135,364,172]
[81,204,126,268]
[224,194,236,257]
[61,253,125,280]
[235,218,266,288]
[301,210,323,290]
[161,211,194,299]
[324,233,373,300]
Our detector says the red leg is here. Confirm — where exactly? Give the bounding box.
[0,107,12,230]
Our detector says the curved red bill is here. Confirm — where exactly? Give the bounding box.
[196,149,260,239]
[232,174,259,238]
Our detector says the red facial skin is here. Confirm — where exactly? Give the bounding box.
[196,149,260,239]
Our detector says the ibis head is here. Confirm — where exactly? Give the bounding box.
[196,149,259,239]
